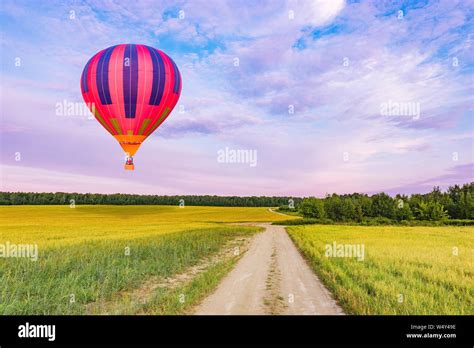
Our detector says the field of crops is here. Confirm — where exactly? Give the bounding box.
[0,205,290,314]
[288,225,474,315]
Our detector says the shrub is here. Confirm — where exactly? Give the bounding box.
[361,217,394,226]
[415,201,448,221]
[272,218,334,226]
[398,220,444,226]
[443,219,474,226]
[272,218,318,225]
[394,199,413,221]
[371,193,396,219]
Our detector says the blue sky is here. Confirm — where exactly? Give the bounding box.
[1,0,473,196]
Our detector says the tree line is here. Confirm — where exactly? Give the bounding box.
[290,183,473,222]
[0,192,301,207]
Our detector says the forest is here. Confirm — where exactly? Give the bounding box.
[291,183,474,223]
[0,192,299,207]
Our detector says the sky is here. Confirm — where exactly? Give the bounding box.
[0,0,473,197]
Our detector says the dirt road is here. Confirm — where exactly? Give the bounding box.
[194,223,344,315]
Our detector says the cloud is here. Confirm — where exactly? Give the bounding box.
[298,0,346,26]
[380,163,474,196]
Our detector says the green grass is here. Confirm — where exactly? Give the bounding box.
[0,205,285,314]
[137,256,239,315]
[0,226,259,314]
[288,224,474,315]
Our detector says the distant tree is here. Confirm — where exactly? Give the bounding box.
[415,201,448,221]
[459,190,474,219]
[299,198,325,219]
[352,199,364,222]
[323,194,358,222]
[371,193,395,219]
[358,194,373,217]
[324,194,343,221]
[394,196,413,221]
[340,198,357,221]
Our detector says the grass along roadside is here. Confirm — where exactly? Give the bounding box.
[138,251,242,314]
[87,233,254,314]
[287,224,474,315]
[0,226,261,314]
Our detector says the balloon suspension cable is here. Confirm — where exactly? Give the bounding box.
[124,154,135,171]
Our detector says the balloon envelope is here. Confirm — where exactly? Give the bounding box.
[80,44,182,169]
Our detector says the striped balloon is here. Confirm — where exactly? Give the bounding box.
[80,44,182,170]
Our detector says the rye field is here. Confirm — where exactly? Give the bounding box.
[0,205,290,314]
[288,224,474,315]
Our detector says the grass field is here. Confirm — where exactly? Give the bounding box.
[288,225,474,315]
[0,205,290,314]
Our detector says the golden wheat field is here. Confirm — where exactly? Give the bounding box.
[288,224,474,315]
[0,205,290,247]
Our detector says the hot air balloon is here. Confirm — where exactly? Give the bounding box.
[80,44,182,170]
